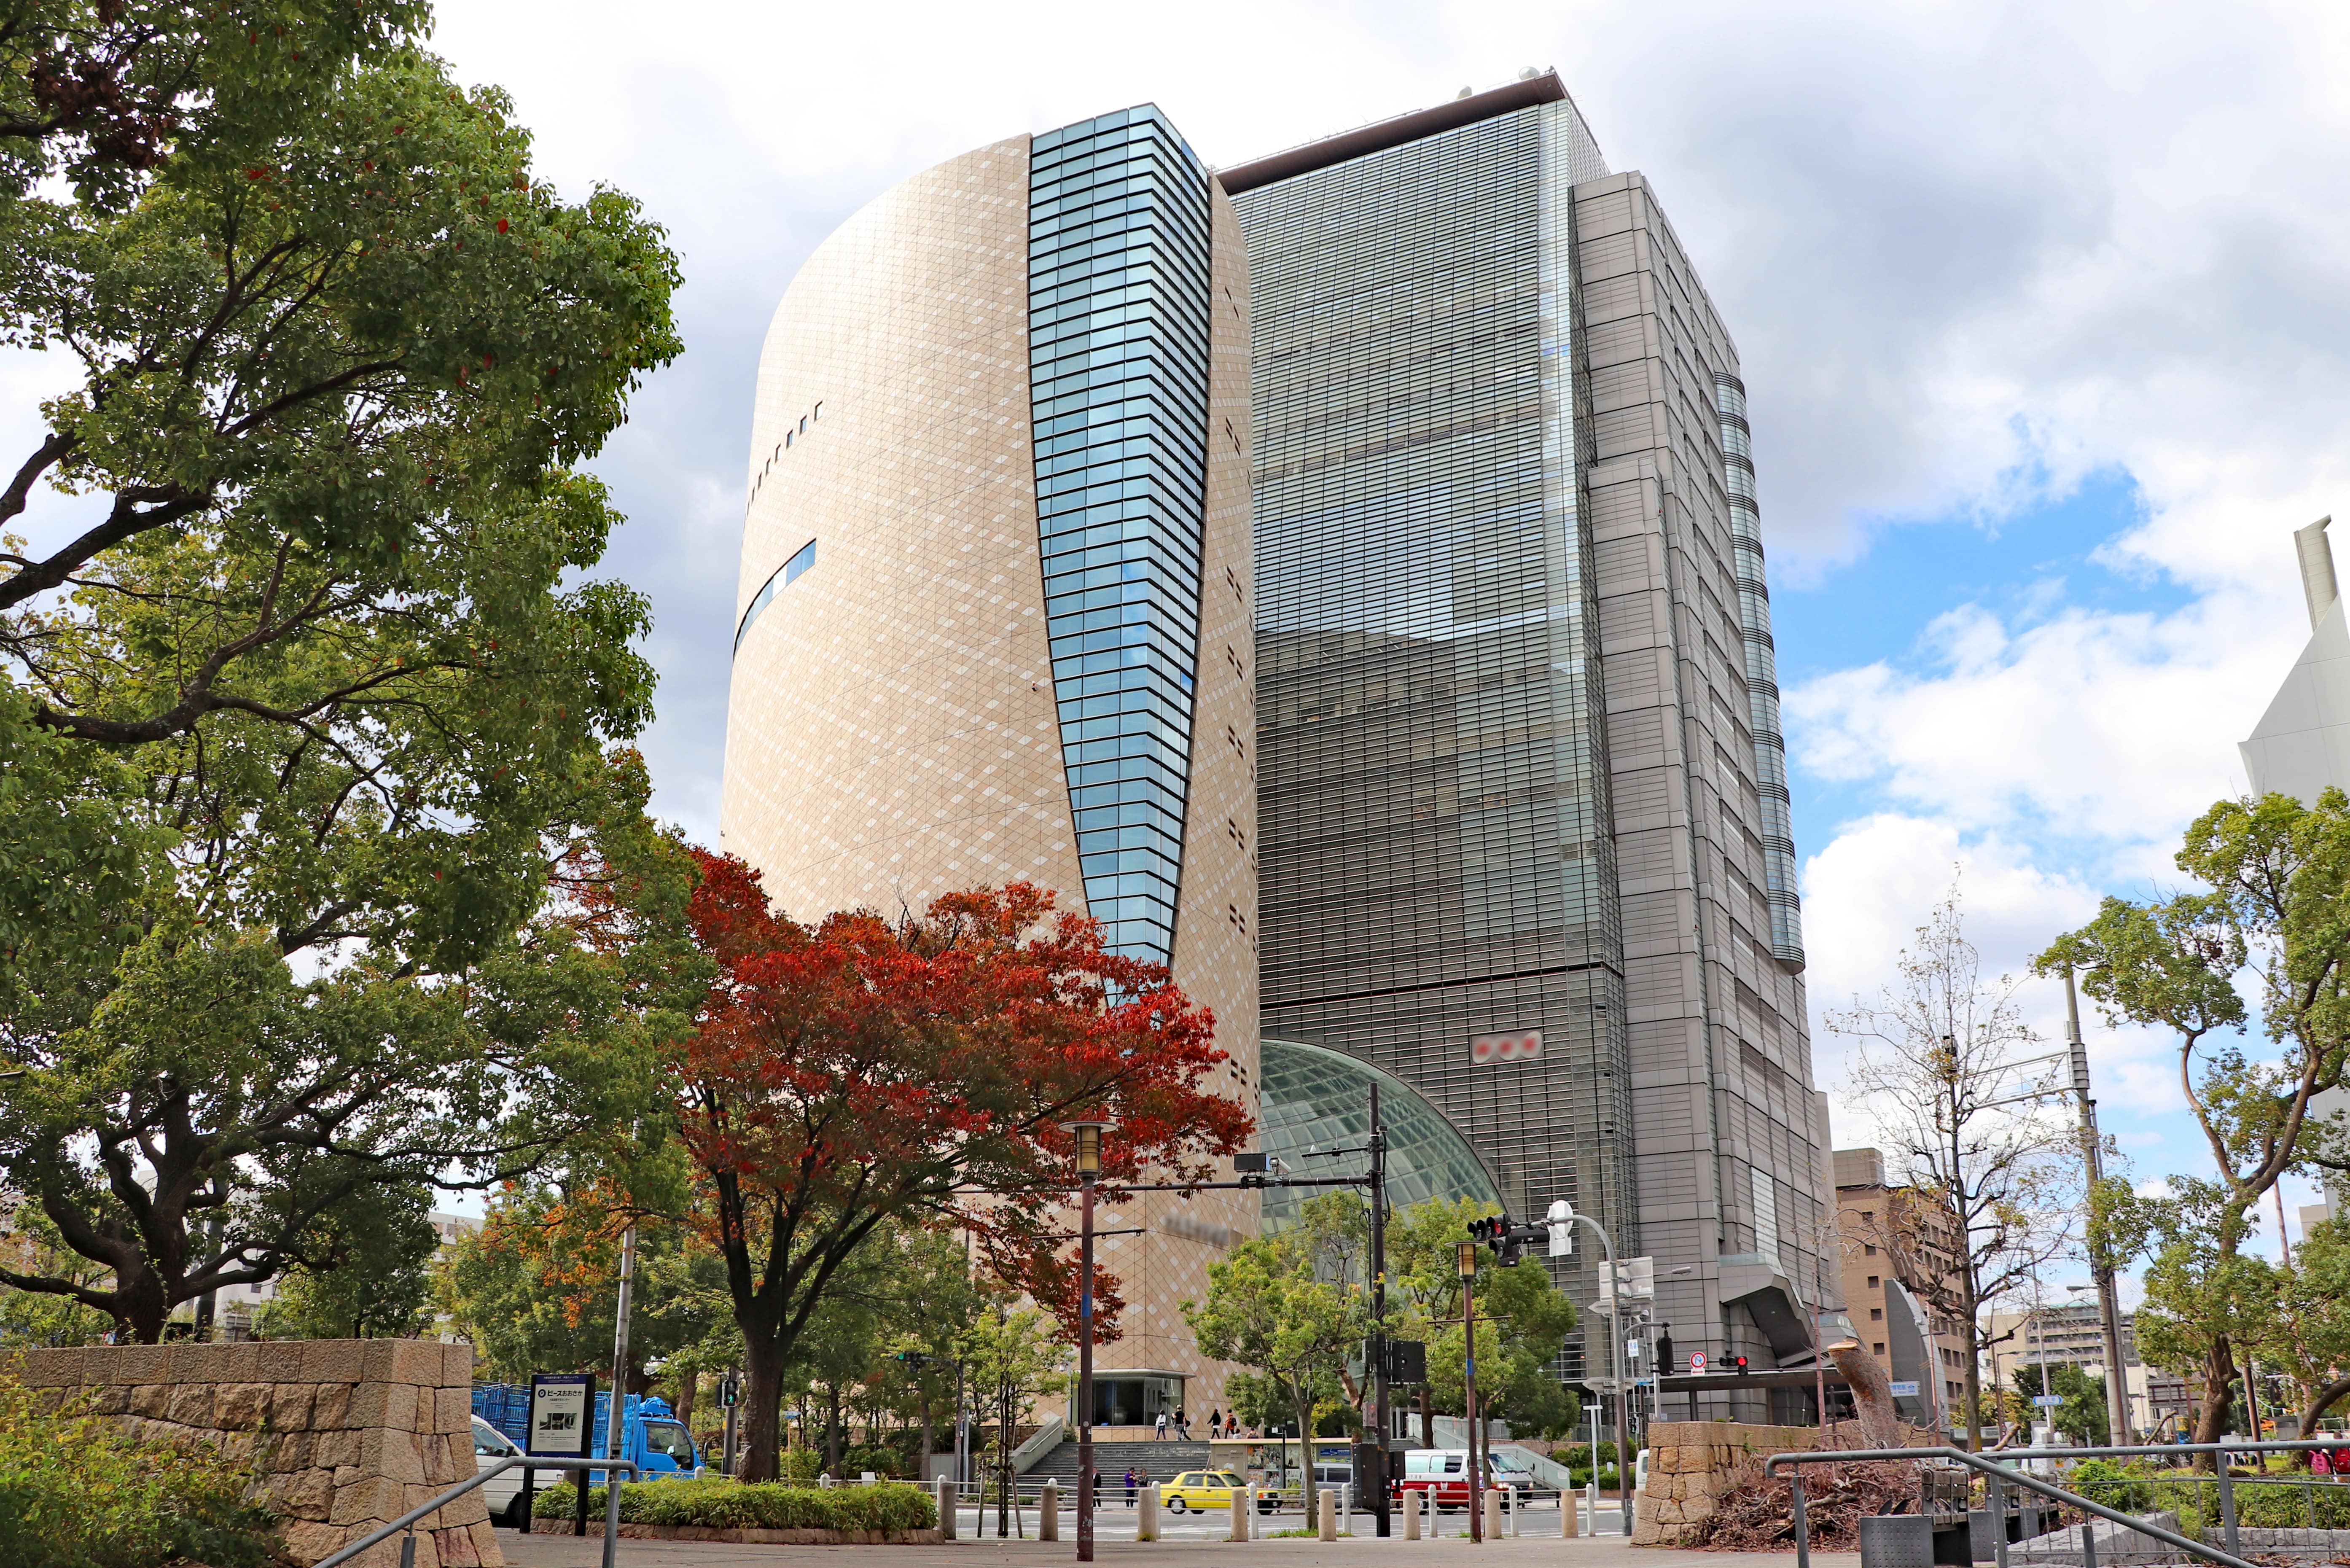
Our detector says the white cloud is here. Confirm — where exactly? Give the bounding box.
[1785,588,2283,849]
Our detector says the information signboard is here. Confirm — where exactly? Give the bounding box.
[528,1372,595,1458]
[1889,1381,1921,1398]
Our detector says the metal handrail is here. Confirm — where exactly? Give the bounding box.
[314,1454,640,1568]
[1764,1446,2255,1568]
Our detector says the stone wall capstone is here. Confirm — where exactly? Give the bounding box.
[15,1338,501,1568]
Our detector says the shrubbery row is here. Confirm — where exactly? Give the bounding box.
[532,1477,939,1533]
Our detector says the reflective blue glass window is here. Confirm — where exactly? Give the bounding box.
[733,538,815,654]
[1030,105,1211,965]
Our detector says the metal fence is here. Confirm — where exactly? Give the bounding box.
[1767,1439,2350,1568]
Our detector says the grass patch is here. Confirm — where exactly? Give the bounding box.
[532,1476,937,1533]
[0,1366,276,1568]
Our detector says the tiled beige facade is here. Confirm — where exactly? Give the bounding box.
[722,140,1258,1416]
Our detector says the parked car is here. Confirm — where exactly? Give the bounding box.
[1396,1448,1535,1510]
[471,1416,527,1526]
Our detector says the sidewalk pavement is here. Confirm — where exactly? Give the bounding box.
[500,1523,1860,1568]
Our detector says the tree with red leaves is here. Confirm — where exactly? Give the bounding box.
[678,851,1251,1481]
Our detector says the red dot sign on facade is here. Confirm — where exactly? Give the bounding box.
[1469,1029,1543,1065]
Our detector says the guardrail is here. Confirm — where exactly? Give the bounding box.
[1765,1440,2350,1568]
[316,1455,640,1568]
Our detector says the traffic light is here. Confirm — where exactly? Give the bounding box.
[1384,1340,1428,1385]
[893,1350,932,1369]
[1466,1215,1549,1265]
[720,1375,740,1408]
[1732,1356,1749,1375]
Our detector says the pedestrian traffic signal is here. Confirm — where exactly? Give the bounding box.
[720,1375,740,1408]
[1732,1356,1749,1374]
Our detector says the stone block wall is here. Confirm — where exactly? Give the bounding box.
[15,1339,501,1568]
[1634,1420,1821,1546]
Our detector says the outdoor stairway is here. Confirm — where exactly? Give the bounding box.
[1022,1439,1211,1488]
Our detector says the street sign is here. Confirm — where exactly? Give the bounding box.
[2033,1394,2064,1409]
[528,1372,594,1458]
[1689,1351,1708,1374]
[1471,1029,1543,1065]
[1889,1381,1920,1398]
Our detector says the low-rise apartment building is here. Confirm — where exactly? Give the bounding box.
[1833,1148,1972,1431]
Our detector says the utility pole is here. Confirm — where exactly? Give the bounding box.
[1367,1084,1393,1538]
[609,1222,638,1473]
[1459,1241,1482,1544]
[2066,967,2134,1445]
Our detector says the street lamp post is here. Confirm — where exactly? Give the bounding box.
[1458,1241,1482,1544]
[1061,1119,1108,1565]
[1548,1199,1634,1537]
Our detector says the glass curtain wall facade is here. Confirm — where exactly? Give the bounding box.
[1231,77,1834,1412]
[1233,95,1627,1378]
[1029,109,1213,964]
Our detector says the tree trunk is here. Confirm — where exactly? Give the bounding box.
[1958,1237,1983,1450]
[739,1335,787,1482]
[2298,1376,2350,1454]
[825,1383,843,1471]
[920,1396,935,1474]
[1418,1385,1433,1449]
[2194,1337,2238,1466]
[672,1372,696,1431]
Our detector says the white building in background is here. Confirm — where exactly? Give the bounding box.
[2241,517,2350,804]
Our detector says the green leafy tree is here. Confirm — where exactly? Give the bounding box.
[2040,792,2350,1450]
[436,1175,729,1388]
[2013,1361,2110,1445]
[1382,1196,1580,1440]
[257,1183,437,1339]
[0,0,683,1345]
[2259,1214,2350,1436]
[0,1205,111,1346]
[1184,1210,1370,1455]
[960,1290,1064,1536]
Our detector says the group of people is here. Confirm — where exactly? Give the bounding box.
[1149,1408,1243,1440]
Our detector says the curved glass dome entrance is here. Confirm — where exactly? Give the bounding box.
[1259,1037,1503,1232]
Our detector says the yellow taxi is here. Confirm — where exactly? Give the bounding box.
[1162,1470,1253,1513]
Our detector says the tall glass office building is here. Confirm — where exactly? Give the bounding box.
[1226,73,1834,1419]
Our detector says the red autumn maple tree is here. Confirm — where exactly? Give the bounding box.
[678,850,1251,1480]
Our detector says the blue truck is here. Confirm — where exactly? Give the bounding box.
[470,1385,702,1482]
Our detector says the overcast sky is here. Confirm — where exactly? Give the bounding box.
[405,0,2350,1286]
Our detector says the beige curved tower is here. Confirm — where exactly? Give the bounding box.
[722,105,1257,1423]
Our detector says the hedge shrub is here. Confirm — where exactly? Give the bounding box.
[0,1370,276,1568]
[534,1477,937,1533]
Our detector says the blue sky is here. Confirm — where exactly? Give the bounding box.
[7,0,2324,1292]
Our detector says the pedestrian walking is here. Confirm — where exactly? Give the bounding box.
[1124,1467,1138,1506]
[1154,1411,1169,1440]
[1175,1408,1190,1441]
[1209,1408,1223,1439]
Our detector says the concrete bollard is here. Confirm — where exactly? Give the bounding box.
[1041,1480,1059,1541]
[1139,1483,1159,1541]
[1403,1488,1422,1540]
[1509,1485,1520,1538]
[1231,1485,1253,1542]
[1319,1487,1338,1541]
[1562,1484,1578,1538]
[1483,1486,1502,1541]
[935,1477,957,1540]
